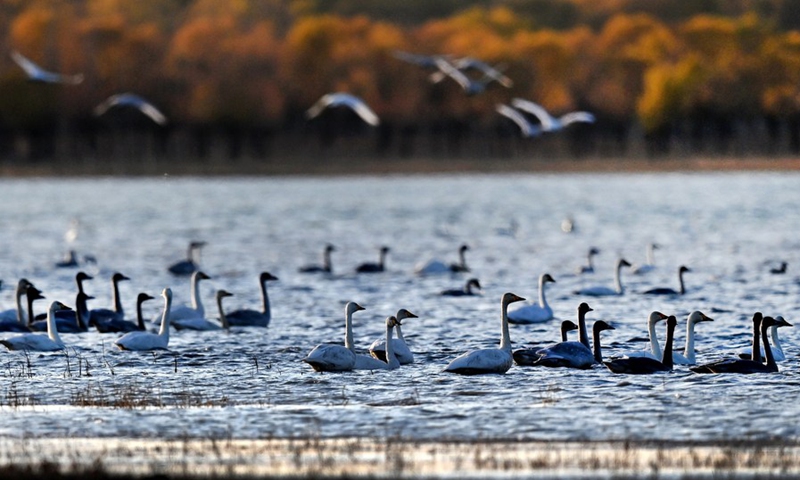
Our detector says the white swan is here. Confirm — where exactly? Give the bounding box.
[631,243,659,275]
[115,288,172,351]
[303,302,364,372]
[510,98,595,132]
[354,316,402,371]
[673,311,714,365]
[172,289,233,331]
[444,292,525,375]
[0,278,32,328]
[577,247,600,274]
[89,272,130,323]
[644,266,690,295]
[369,309,417,364]
[495,104,541,138]
[432,57,495,95]
[624,311,668,360]
[11,51,84,84]
[739,315,790,362]
[93,93,168,125]
[169,271,211,324]
[415,244,470,275]
[528,303,595,369]
[442,57,513,87]
[305,93,380,126]
[225,272,277,327]
[508,273,556,324]
[0,301,71,351]
[574,258,631,296]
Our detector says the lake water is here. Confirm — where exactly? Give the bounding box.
[0,172,799,444]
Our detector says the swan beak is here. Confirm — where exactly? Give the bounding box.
[701,314,714,323]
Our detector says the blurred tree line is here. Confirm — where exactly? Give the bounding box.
[2,0,800,167]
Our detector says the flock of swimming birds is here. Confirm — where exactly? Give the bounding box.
[0,237,791,378]
[9,49,594,138]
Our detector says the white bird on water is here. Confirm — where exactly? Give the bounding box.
[303,302,365,372]
[11,51,83,85]
[511,98,595,132]
[115,288,173,351]
[0,301,71,351]
[305,93,380,126]
[94,93,168,125]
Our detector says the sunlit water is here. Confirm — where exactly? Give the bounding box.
[0,172,799,442]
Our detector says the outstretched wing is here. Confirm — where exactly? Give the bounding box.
[495,104,539,138]
[510,98,557,131]
[94,93,167,125]
[306,93,380,126]
[559,111,596,126]
[11,51,83,85]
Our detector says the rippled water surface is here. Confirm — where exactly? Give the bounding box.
[0,172,799,442]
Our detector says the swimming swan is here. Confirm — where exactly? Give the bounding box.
[440,278,482,297]
[444,292,525,375]
[577,247,600,274]
[535,319,615,369]
[0,301,71,351]
[299,244,335,274]
[0,278,33,330]
[369,308,418,364]
[172,289,233,331]
[302,302,365,372]
[355,316,403,370]
[644,266,690,295]
[114,288,172,351]
[691,314,781,374]
[574,258,631,296]
[512,320,579,366]
[508,273,556,324]
[168,241,206,276]
[672,311,714,365]
[415,244,470,275]
[169,271,211,324]
[225,272,277,327]
[739,315,790,362]
[631,243,659,275]
[603,316,677,374]
[355,246,390,273]
[93,293,154,333]
[89,272,130,323]
[31,292,92,333]
[624,311,668,360]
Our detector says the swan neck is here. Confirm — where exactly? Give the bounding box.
[770,325,782,352]
[459,249,468,270]
[217,296,230,330]
[26,295,36,327]
[751,319,762,363]
[386,323,397,367]
[15,286,25,324]
[260,278,270,317]
[592,326,603,363]
[112,278,123,314]
[647,318,663,360]
[76,294,89,330]
[646,245,655,265]
[345,310,355,351]
[560,325,569,343]
[191,276,204,314]
[500,300,512,351]
[662,322,675,370]
[538,276,547,308]
[678,270,686,295]
[614,263,624,293]
[578,310,590,350]
[684,320,696,362]
[761,322,776,368]
[158,295,172,338]
[46,305,62,344]
[395,324,406,342]
[323,250,332,273]
[136,300,146,330]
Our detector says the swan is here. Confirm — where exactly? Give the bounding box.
[624,311,669,360]
[11,51,84,84]
[114,288,172,351]
[172,289,233,331]
[415,244,470,275]
[94,93,168,125]
[74,271,93,295]
[392,50,450,70]
[89,272,130,323]
[691,314,780,374]
[55,250,79,268]
[444,292,525,375]
[168,241,206,276]
[432,57,496,95]
[0,278,33,329]
[440,278,482,297]
[93,293,154,333]
[644,266,690,295]
[770,262,787,274]
[305,93,380,126]
[574,258,631,296]
[577,247,600,274]
[225,272,278,327]
[535,319,615,369]
[508,273,556,324]
[169,271,211,323]
[369,308,418,364]
[355,246,390,273]
[30,292,92,333]
[0,301,71,351]
[437,57,513,88]
[299,244,335,274]
[631,243,659,275]
[739,315,791,362]
[302,302,365,372]
[603,316,678,374]
[24,284,46,329]
[672,311,714,365]
[495,104,541,138]
[513,320,578,366]
[510,98,595,132]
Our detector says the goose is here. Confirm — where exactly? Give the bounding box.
[0,301,72,351]
[673,311,714,365]
[89,272,130,323]
[691,314,780,374]
[508,273,556,324]
[510,98,595,132]
[369,308,418,364]
[604,316,678,374]
[495,104,542,138]
[94,93,168,125]
[440,278,482,297]
[225,272,278,327]
[299,244,335,274]
[169,271,211,323]
[302,302,365,372]
[355,246,390,273]
[513,320,579,366]
[444,292,525,375]
[114,288,172,351]
[631,243,659,275]
[574,258,631,296]
[644,266,691,295]
[305,93,380,126]
[415,244,470,275]
[624,311,669,360]
[10,51,84,85]
[30,292,92,333]
[535,319,615,369]
[577,247,600,274]
[0,278,33,328]
[739,315,791,362]
[168,241,206,276]
[93,293,154,333]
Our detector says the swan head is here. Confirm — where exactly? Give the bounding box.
[502,292,525,306]
[51,301,72,312]
[137,292,155,303]
[189,241,206,250]
[112,272,130,283]
[541,273,556,284]
[648,311,668,325]
[194,271,211,281]
[76,271,93,282]
[260,272,279,282]
[345,302,365,315]
[325,244,336,252]
[217,289,234,300]
[466,278,481,290]
[775,315,792,328]
[578,302,593,316]
[751,312,764,326]
[588,247,600,256]
[618,258,631,268]
[561,320,578,332]
[379,246,390,255]
[687,311,713,325]
[666,315,677,330]
[26,285,45,301]
[459,244,469,253]
[161,287,173,301]
[761,316,777,329]
[593,320,615,333]
[396,309,418,321]
[679,265,691,274]
[387,316,400,328]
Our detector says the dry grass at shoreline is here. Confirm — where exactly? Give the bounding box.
[1,436,800,479]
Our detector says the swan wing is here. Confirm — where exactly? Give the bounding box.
[353,354,389,370]
[11,51,83,84]
[369,338,413,364]
[453,58,513,87]
[445,348,512,374]
[115,331,167,351]
[303,344,355,372]
[535,341,594,369]
[510,98,557,131]
[94,93,167,125]
[225,309,269,327]
[495,104,539,138]
[507,303,552,324]
[559,111,595,126]
[306,93,380,126]
[433,57,474,92]
[1,333,63,351]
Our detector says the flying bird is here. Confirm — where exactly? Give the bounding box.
[510,98,595,132]
[305,93,380,126]
[431,57,513,88]
[11,51,83,85]
[495,104,541,138]
[93,93,168,125]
